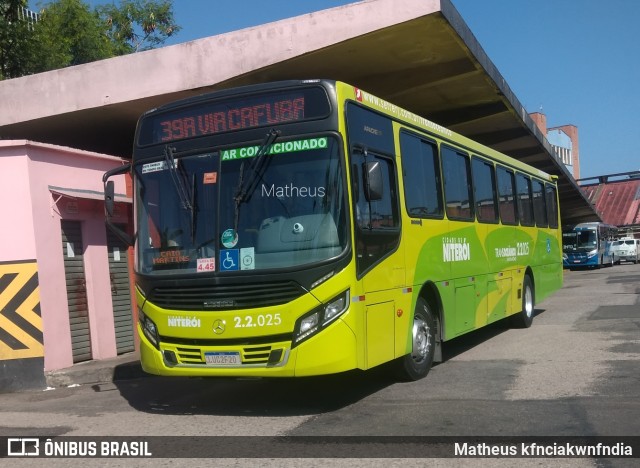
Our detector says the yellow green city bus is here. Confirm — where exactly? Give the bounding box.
[104,79,563,380]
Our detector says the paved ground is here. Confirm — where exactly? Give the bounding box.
[1,262,638,467]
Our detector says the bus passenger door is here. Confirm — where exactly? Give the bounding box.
[351,150,405,365]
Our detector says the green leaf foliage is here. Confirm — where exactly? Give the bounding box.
[98,0,181,53]
[0,0,37,79]
[0,0,180,79]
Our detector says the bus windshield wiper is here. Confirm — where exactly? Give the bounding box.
[164,145,197,242]
[235,129,280,203]
[164,145,193,212]
[233,129,280,231]
[188,171,197,243]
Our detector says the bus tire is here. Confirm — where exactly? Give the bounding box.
[394,297,436,381]
[511,275,534,328]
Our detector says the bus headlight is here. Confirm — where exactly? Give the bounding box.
[562,253,568,260]
[298,313,320,340]
[324,292,349,324]
[293,290,350,347]
[139,309,159,349]
[587,249,598,258]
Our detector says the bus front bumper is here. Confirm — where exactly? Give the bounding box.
[138,318,358,378]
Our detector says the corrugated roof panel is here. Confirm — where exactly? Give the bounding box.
[581,180,640,226]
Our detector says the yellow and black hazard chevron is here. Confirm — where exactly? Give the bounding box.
[0,260,43,360]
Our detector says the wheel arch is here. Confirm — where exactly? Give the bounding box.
[524,266,535,304]
[416,281,443,363]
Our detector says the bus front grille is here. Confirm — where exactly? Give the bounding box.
[172,345,280,366]
[151,280,304,311]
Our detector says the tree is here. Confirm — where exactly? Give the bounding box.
[0,0,38,79]
[98,0,180,54]
[0,0,179,79]
[31,0,115,72]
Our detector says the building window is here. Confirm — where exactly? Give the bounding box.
[552,144,572,166]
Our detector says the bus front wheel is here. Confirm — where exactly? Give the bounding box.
[511,275,534,328]
[394,297,436,381]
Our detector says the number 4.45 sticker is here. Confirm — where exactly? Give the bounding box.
[197,257,215,272]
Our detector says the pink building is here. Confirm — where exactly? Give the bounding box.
[0,141,132,392]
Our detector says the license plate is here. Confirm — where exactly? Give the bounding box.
[573,260,581,263]
[205,352,241,366]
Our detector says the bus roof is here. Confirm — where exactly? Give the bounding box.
[340,82,555,182]
[138,79,555,183]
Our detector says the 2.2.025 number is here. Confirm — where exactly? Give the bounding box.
[233,314,282,328]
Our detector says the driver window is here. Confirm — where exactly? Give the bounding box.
[351,150,400,275]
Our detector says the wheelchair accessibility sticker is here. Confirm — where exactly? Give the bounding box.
[220,249,239,271]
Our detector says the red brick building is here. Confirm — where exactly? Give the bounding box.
[530,112,580,180]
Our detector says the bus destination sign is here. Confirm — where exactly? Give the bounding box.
[138,87,331,146]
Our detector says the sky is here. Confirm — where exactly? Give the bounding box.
[30,0,639,180]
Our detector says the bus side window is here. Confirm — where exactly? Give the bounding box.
[545,184,559,229]
[399,131,443,218]
[516,173,535,227]
[532,179,548,227]
[471,156,498,223]
[496,166,517,225]
[441,145,473,220]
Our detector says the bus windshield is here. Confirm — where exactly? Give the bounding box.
[134,136,347,275]
[563,229,597,251]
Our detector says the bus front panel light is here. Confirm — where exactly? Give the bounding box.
[139,309,159,348]
[297,312,319,343]
[293,290,350,346]
[323,290,350,325]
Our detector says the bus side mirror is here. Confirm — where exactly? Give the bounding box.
[103,164,133,246]
[363,161,383,201]
[105,180,116,216]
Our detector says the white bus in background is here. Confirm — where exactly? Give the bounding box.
[610,238,640,264]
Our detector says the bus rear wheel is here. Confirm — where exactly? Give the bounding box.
[394,297,436,381]
[511,275,534,328]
